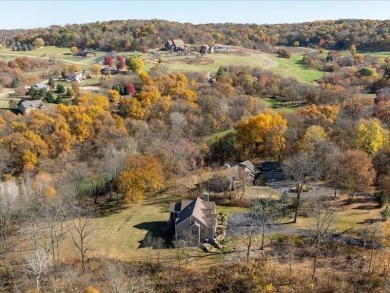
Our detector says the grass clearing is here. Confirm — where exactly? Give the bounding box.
[1,46,106,65]
[360,51,390,58]
[149,53,269,73]
[269,53,324,83]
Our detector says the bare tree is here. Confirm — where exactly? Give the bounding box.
[283,151,322,223]
[307,199,336,280]
[72,215,94,271]
[228,212,261,267]
[25,248,50,293]
[105,261,129,293]
[250,194,284,251]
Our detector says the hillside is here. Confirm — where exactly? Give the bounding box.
[0,19,389,52]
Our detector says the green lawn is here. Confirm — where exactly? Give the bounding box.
[360,51,390,58]
[269,53,324,83]
[149,53,269,73]
[1,46,106,65]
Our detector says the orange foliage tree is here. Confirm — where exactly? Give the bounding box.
[235,111,287,159]
[116,155,163,203]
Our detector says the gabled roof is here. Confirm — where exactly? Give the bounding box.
[172,39,185,48]
[239,160,255,171]
[32,83,49,90]
[18,99,45,110]
[175,197,216,228]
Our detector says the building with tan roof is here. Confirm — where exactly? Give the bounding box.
[167,193,217,245]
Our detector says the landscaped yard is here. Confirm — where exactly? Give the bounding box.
[55,193,248,264]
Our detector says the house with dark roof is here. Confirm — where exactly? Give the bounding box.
[256,161,286,183]
[167,193,217,245]
[18,99,45,115]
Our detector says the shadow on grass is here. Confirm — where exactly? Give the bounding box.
[94,199,128,218]
[357,218,383,225]
[353,204,380,210]
[134,221,172,248]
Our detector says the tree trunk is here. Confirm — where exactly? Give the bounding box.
[293,183,302,223]
[260,222,265,250]
[334,187,337,200]
[246,236,252,267]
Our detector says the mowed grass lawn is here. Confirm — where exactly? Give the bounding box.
[151,54,269,73]
[269,53,324,83]
[1,46,105,65]
[58,194,248,262]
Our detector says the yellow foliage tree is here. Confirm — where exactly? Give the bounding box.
[21,149,38,171]
[355,119,385,155]
[89,64,102,77]
[108,89,120,103]
[126,56,145,74]
[235,111,287,159]
[67,63,81,73]
[300,125,328,150]
[124,98,145,120]
[70,46,78,55]
[117,155,163,203]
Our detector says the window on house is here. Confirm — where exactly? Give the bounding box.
[192,231,198,235]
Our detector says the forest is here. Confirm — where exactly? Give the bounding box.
[0,19,389,52]
[0,18,390,293]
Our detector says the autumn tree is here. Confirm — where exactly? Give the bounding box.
[70,46,78,55]
[67,63,80,73]
[104,55,113,67]
[116,55,126,70]
[340,150,375,204]
[126,55,145,73]
[89,64,102,77]
[235,111,287,159]
[116,155,163,203]
[354,119,386,155]
[32,38,45,48]
[107,89,120,103]
[119,98,145,119]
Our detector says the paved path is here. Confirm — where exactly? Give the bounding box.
[254,53,277,69]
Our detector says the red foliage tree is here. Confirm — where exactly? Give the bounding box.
[104,55,113,67]
[125,83,136,95]
[116,55,126,70]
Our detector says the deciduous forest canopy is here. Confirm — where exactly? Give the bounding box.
[1,14,390,293]
[0,19,389,51]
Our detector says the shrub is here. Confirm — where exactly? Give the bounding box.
[375,191,389,208]
[381,205,390,221]
[56,83,66,93]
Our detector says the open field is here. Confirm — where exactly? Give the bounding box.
[148,53,270,73]
[0,46,105,65]
[269,53,324,83]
